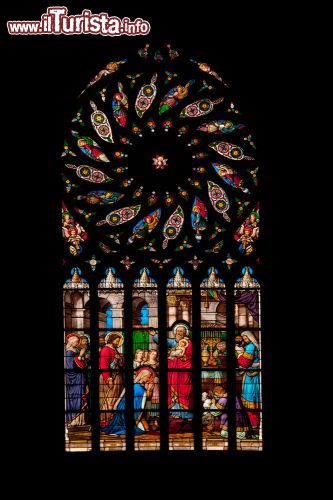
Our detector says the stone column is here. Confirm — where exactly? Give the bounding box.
[141,290,157,329]
[235,304,239,327]
[98,312,107,329]
[112,309,123,329]
[64,309,72,329]
[72,308,85,329]
[238,305,247,328]
[112,292,125,329]
[167,294,178,327]
[180,299,190,323]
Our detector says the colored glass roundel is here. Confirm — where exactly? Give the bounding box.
[61,45,259,262]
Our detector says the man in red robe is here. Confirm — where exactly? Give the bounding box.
[99,332,124,427]
[167,324,193,419]
[151,324,193,419]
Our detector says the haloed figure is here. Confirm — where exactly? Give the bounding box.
[152,323,193,420]
[99,332,124,427]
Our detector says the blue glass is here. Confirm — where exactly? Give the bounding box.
[140,304,149,325]
[106,305,113,329]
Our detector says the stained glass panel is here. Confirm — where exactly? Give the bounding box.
[234,267,262,450]
[200,268,228,449]
[134,368,160,451]
[63,268,90,329]
[98,267,124,329]
[63,267,91,451]
[64,330,91,452]
[132,268,158,328]
[168,412,194,450]
[167,267,192,328]
[99,332,126,451]
[100,412,126,451]
[132,268,160,449]
[167,321,194,449]
[133,342,161,450]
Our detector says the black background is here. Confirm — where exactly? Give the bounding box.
[3,0,298,487]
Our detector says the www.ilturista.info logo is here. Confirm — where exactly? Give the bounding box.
[7,7,151,36]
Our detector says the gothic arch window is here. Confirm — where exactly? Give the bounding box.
[63,267,91,450]
[61,44,263,452]
[200,267,228,449]
[234,266,262,448]
[166,267,193,449]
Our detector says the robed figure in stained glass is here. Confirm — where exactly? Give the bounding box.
[101,368,155,435]
[236,331,260,435]
[153,323,193,418]
[65,333,89,425]
[204,384,250,439]
[99,332,124,427]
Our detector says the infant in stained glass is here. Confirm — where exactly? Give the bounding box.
[169,338,189,359]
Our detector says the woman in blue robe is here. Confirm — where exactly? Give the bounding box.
[236,331,261,433]
[101,368,155,435]
[65,334,88,424]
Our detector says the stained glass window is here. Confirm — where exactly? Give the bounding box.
[132,268,160,450]
[167,267,194,449]
[234,266,262,450]
[97,267,125,450]
[200,267,228,450]
[63,267,91,451]
[62,43,263,452]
